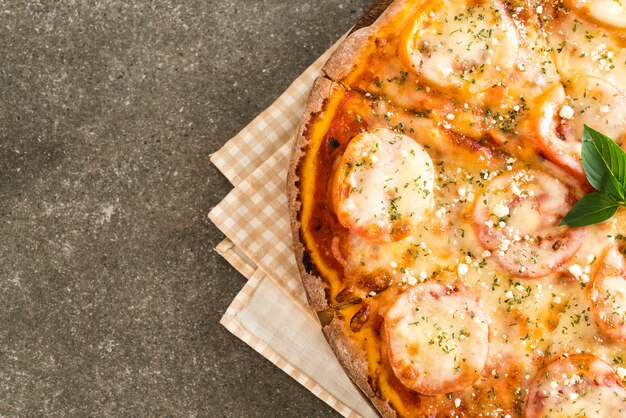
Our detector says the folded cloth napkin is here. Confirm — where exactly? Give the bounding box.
[209,36,379,418]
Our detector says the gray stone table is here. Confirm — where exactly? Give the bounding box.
[0,1,372,416]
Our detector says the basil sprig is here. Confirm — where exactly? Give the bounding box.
[560,126,626,227]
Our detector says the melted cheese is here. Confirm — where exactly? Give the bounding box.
[332,129,434,243]
[544,9,626,88]
[590,248,626,342]
[384,283,489,395]
[473,170,585,278]
[566,76,626,145]
[400,0,519,93]
[565,0,626,29]
[526,356,626,418]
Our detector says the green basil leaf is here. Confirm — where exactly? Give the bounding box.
[560,192,619,227]
[604,173,626,202]
[582,125,626,191]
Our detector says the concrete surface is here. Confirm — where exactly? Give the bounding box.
[0,0,371,416]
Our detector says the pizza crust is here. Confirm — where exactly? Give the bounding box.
[287,76,337,313]
[323,0,412,82]
[290,0,401,312]
[323,317,398,418]
[287,75,399,417]
[287,1,408,416]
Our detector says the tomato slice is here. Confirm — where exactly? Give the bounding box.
[472,170,585,278]
[399,0,519,94]
[331,129,434,243]
[383,283,489,395]
[590,246,626,342]
[564,0,626,30]
[526,355,626,418]
[531,84,585,179]
[531,78,626,178]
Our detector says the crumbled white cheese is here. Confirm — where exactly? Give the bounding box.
[568,264,583,277]
[493,203,510,218]
[390,261,398,268]
[559,104,574,120]
[454,398,461,408]
[458,263,469,276]
[446,113,455,121]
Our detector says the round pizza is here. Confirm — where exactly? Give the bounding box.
[287,0,626,416]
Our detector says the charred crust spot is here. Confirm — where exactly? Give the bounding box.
[552,239,562,250]
[298,230,321,276]
[301,248,314,274]
[329,136,340,149]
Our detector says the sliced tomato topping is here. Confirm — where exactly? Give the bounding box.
[590,247,626,342]
[532,79,626,178]
[383,283,489,395]
[566,76,626,147]
[399,0,519,94]
[472,170,585,278]
[564,0,626,30]
[331,129,434,243]
[526,355,626,418]
[531,84,585,178]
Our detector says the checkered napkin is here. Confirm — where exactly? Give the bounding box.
[209,37,379,418]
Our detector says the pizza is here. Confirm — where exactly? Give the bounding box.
[287,0,626,416]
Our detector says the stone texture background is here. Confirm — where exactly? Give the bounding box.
[0,1,371,416]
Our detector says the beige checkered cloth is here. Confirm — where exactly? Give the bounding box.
[209,36,379,418]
